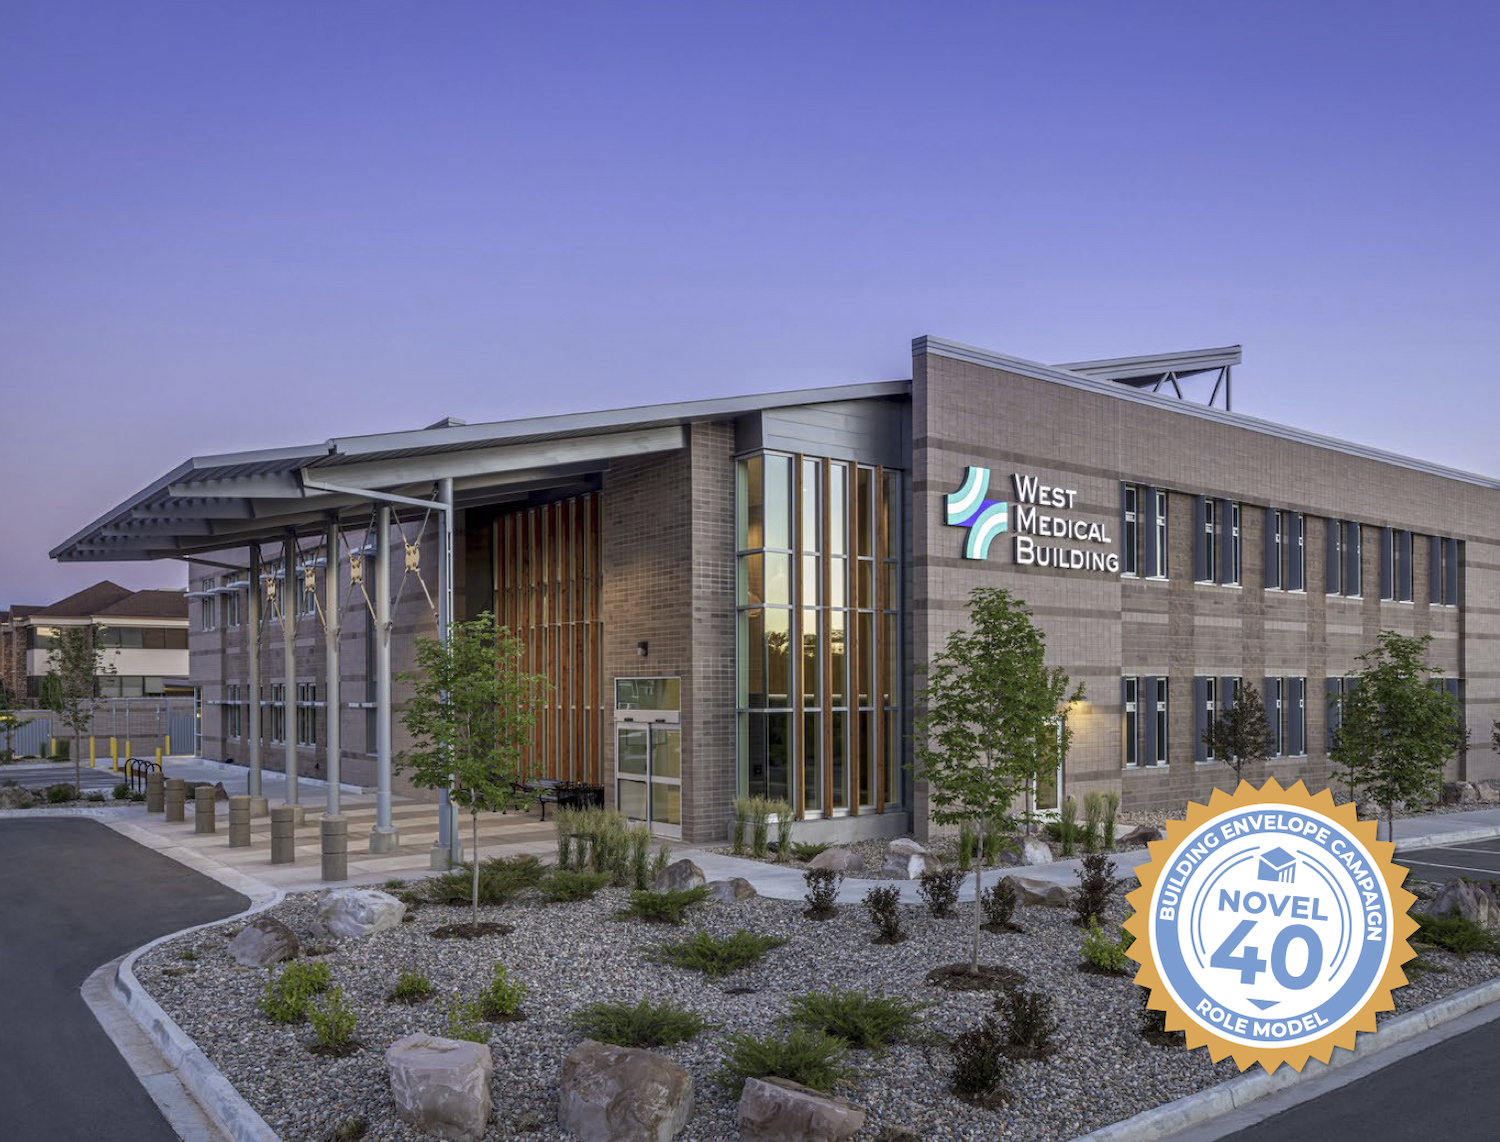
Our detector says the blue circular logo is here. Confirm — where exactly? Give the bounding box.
[1149,804,1393,1048]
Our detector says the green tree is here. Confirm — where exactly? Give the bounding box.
[1202,683,1275,782]
[914,587,1082,973]
[42,625,116,796]
[0,711,28,763]
[1331,631,1466,842]
[398,612,550,928]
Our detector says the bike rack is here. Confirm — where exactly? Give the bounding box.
[126,757,161,795]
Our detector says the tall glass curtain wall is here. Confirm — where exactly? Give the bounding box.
[737,453,903,817]
[493,492,604,784]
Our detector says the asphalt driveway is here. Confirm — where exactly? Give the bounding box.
[0,817,247,1142]
[1398,836,1500,886]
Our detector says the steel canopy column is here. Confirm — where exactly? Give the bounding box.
[432,476,461,869]
[370,504,399,853]
[322,516,347,880]
[282,531,302,823]
[246,545,268,817]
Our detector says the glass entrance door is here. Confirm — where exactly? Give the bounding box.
[616,724,682,837]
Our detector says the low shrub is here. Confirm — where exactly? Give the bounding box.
[569,998,708,1048]
[788,987,927,1050]
[657,929,787,977]
[717,1027,851,1096]
[1081,919,1134,974]
[950,1014,1010,1106]
[112,782,130,800]
[863,885,906,944]
[803,868,842,918]
[260,961,332,1023]
[995,987,1057,1057]
[478,963,527,1019]
[790,841,830,862]
[615,886,710,925]
[919,867,963,919]
[425,855,544,906]
[539,869,612,903]
[1073,852,1119,927]
[382,878,405,890]
[323,1116,368,1142]
[47,783,76,804]
[309,986,359,1055]
[444,1000,489,1043]
[388,970,432,1003]
[982,879,1019,932]
[1413,910,1499,958]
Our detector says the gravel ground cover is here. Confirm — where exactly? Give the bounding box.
[705,833,1039,879]
[139,873,1499,1142]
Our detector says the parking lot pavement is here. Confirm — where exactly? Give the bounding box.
[0,761,128,793]
[1397,836,1500,885]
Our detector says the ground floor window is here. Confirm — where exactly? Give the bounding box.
[225,683,243,738]
[269,683,286,744]
[296,683,317,747]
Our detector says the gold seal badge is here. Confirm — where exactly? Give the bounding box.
[1124,778,1417,1072]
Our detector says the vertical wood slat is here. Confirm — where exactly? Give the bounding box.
[874,465,885,812]
[822,457,834,816]
[791,456,805,820]
[847,463,860,817]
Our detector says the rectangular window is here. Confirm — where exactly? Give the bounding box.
[1288,512,1305,590]
[224,683,242,738]
[296,683,317,747]
[1398,530,1413,601]
[269,683,286,744]
[1152,490,1169,579]
[1381,527,1396,600]
[1123,677,1139,767]
[1196,676,1218,762]
[1201,498,1219,583]
[1121,485,1139,577]
[225,586,242,628]
[1273,510,1285,590]
[1268,677,1283,756]
[1287,677,1305,756]
[1154,677,1169,765]
[200,578,216,631]
[1325,518,1342,595]
[1229,502,1243,585]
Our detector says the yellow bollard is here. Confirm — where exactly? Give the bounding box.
[126,739,132,761]
[165,734,172,757]
[155,746,163,770]
[110,737,119,772]
[90,738,96,768]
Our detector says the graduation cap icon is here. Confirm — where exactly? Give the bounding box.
[1258,847,1297,884]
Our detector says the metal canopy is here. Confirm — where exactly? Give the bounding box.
[52,380,909,563]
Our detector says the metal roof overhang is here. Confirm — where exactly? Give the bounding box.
[52,380,912,564]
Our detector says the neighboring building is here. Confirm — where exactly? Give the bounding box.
[1,581,190,703]
[52,336,1500,847]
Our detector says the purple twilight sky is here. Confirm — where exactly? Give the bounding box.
[3,1,1497,606]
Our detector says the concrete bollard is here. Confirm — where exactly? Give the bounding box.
[164,778,186,823]
[228,795,252,848]
[194,784,216,834]
[270,805,298,865]
[146,771,164,814]
[248,795,270,820]
[320,815,348,882]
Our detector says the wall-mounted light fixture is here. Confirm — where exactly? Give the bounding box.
[636,641,649,658]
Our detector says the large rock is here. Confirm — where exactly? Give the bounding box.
[705,877,758,903]
[317,887,406,939]
[808,847,863,876]
[737,1076,865,1142]
[1000,874,1072,908]
[886,838,926,858]
[1119,824,1162,847]
[228,916,300,967]
[1477,781,1500,806]
[880,839,928,878]
[0,784,35,810]
[386,1033,493,1142]
[1443,781,1480,806]
[905,853,941,879]
[1419,878,1500,930]
[652,859,706,893]
[1020,837,1053,866]
[558,1039,693,1142]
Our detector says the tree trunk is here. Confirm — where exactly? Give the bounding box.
[1385,801,1395,845]
[74,731,82,799]
[971,822,984,974]
[471,810,481,929]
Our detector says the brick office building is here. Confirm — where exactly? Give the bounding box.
[54,336,1500,848]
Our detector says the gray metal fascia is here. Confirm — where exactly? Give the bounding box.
[1056,346,1243,379]
[914,336,1500,489]
[321,382,911,460]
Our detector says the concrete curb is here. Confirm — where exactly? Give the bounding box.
[1394,824,1500,852]
[1074,976,1500,1141]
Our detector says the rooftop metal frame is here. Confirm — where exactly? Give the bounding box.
[1056,345,1242,410]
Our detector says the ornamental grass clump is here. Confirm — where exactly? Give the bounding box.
[790,841,830,862]
[957,820,976,872]
[919,867,963,918]
[539,869,612,903]
[803,868,842,919]
[750,797,772,858]
[716,1027,851,1096]
[629,824,653,890]
[649,840,673,883]
[1072,851,1119,927]
[1059,795,1078,857]
[1102,790,1120,851]
[569,999,708,1048]
[1083,791,1105,854]
[863,884,906,945]
[788,987,927,1051]
[656,930,787,977]
[732,798,750,855]
[772,798,793,862]
[259,961,332,1023]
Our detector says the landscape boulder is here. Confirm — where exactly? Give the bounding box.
[317,887,407,939]
[0,784,35,810]
[808,847,864,876]
[1477,781,1500,806]
[227,916,300,967]
[1020,837,1053,866]
[558,1039,693,1142]
[880,839,927,877]
[652,859,706,893]
[1443,781,1480,807]
[1419,878,1500,931]
[1000,874,1072,908]
[905,853,942,879]
[386,1033,493,1142]
[705,877,758,903]
[737,1076,865,1142]
[1118,824,1162,847]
